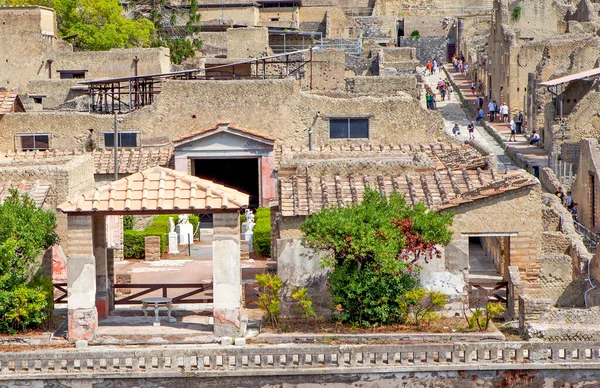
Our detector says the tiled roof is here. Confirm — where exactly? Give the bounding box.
[0,92,25,114]
[173,122,276,144]
[275,143,487,171]
[0,180,51,208]
[57,166,249,214]
[0,148,174,174]
[279,169,536,216]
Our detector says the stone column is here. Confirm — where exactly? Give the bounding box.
[93,215,109,319]
[212,212,243,337]
[67,215,97,341]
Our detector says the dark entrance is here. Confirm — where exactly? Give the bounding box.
[194,158,260,207]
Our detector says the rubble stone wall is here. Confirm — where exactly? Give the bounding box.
[571,139,600,233]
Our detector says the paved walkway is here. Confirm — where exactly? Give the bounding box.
[443,67,549,170]
[422,71,515,170]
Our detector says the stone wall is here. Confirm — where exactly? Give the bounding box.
[198,32,228,57]
[398,36,450,64]
[0,154,95,256]
[345,75,419,98]
[227,27,271,59]
[445,183,543,293]
[0,79,447,151]
[571,139,600,232]
[354,16,398,42]
[344,52,380,76]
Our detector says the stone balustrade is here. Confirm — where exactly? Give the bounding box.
[2,342,600,379]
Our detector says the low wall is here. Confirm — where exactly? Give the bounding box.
[4,341,600,385]
[398,36,450,64]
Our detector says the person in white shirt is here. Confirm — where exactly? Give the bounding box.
[509,119,516,142]
[500,104,509,122]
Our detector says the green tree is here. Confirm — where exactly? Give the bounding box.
[300,189,453,326]
[1,0,155,51]
[0,190,58,333]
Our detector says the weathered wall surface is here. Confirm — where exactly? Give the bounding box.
[198,32,228,57]
[445,184,543,292]
[346,75,419,98]
[354,16,397,42]
[398,36,450,63]
[308,50,347,90]
[571,139,600,233]
[0,154,94,256]
[52,48,171,79]
[0,79,447,151]
[23,79,81,109]
[199,6,259,27]
[227,27,271,59]
[403,15,455,37]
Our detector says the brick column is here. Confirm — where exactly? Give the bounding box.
[67,215,97,342]
[212,212,243,338]
[93,215,109,320]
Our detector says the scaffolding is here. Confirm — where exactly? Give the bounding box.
[82,48,316,114]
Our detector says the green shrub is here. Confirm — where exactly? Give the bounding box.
[398,288,446,328]
[123,215,134,231]
[256,273,283,327]
[463,302,505,331]
[123,230,167,259]
[292,287,317,323]
[410,30,420,39]
[253,208,271,256]
[0,274,53,334]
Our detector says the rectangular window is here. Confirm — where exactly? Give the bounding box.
[329,118,369,139]
[17,134,50,151]
[103,132,140,148]
[57,70,87,79]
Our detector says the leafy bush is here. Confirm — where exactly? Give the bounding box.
[463,302,505,331]
[253,208,271,256]
[410,30,420,39]
[291,287,317,323]
[398,288,446,328]
[300,189,453,327]
[123,215,135,231]
[256,273,283,327]
[512,6,522,21]
[0,190,57,333]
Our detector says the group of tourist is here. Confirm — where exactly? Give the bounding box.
[425,58,444,75]
[452,54,468,75]
[555,187,578,222]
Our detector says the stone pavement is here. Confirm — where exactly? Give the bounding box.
[421,70,516,171]
[444,67,549,172]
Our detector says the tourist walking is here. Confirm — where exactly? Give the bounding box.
[468,121,475,140]
[509,119,516,142]
[488,100,496,122]
[471,82,476,96]
[499,103,509,122]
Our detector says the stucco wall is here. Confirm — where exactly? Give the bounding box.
[0,79,447,151]
[227,27,271,59]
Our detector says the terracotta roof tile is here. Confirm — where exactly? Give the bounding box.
[173,122,276,144]
[0,92,25,114]
[275,143,487,171]
[0,180,51,207]
[57,166,248,214]
[0,148,174,174]
[279,169,536,216]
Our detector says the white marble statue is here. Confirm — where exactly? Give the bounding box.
[178,214,190,224]
[169,217,175,233]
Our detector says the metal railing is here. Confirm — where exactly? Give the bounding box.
[574,221,600,250]
[3,342,600,378]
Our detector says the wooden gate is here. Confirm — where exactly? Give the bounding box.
[468,281,508,308]
[114,283,213,304]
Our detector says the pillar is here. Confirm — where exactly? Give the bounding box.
[93,215,110,319]
[67,215,97,341]
[212,212,243,337]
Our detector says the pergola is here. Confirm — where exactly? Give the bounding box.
[57,166,249,341]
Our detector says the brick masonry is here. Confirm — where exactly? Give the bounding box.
[144,236,161,261]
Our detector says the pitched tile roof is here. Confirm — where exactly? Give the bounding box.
[0,180,51,208]
[279,169,536,216]
[275,143,487,171]
[0,92,25,114]
[57,166,248,214]
[173,122,276,145]
[0,148,174,174]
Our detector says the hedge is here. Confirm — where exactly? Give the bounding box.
[252,207,271,257]
[123,214,199,259]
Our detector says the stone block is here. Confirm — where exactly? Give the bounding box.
[144,236,161,261]
[75,340,88,349]
[234,337,246,346]
[220,336,233,346]
[68,308,97,342]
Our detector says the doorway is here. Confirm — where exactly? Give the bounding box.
[194,158,260,207]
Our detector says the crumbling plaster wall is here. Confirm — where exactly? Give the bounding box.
[227,27,271,58]
[0,79,447,151]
